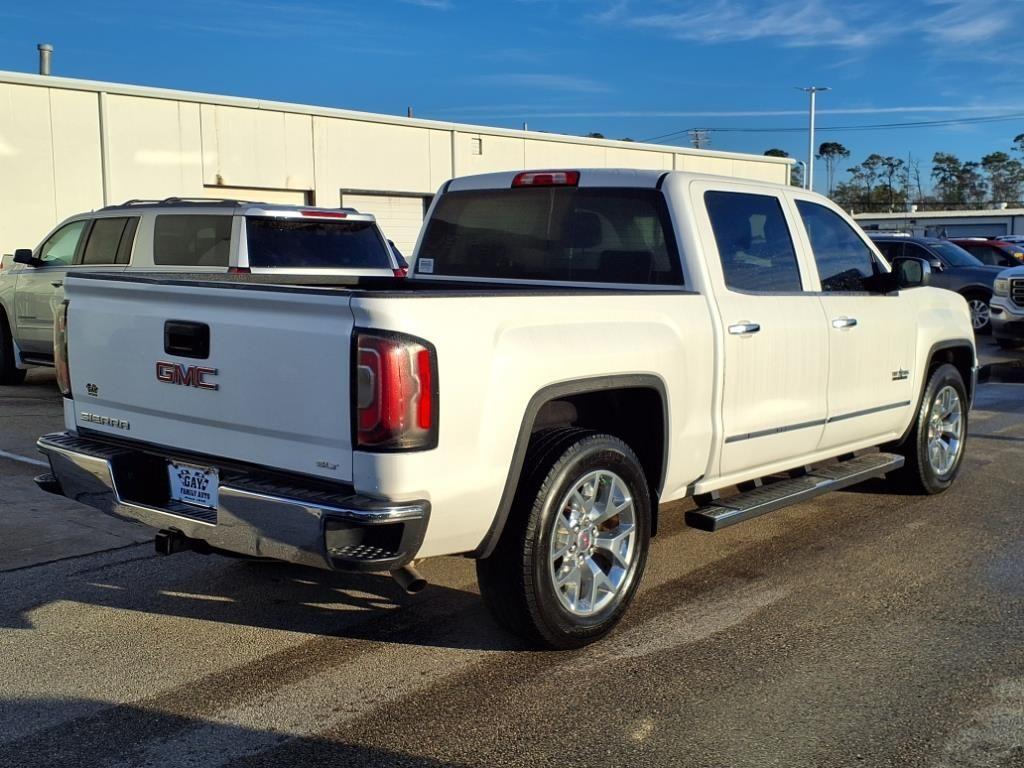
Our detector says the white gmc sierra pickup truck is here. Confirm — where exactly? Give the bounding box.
[35,169,978,648]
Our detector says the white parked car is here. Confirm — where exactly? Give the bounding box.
[0,198,405,383]
[36,170,977,648]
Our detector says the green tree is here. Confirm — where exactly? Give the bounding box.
[932,152,987,205]
[816,141,850,196]
[879,156,906,210]
[981,151,1024,203]
[1013,133,1024,155]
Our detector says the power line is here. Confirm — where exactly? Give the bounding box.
[640,111,1024,144]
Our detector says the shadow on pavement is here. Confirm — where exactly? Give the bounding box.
[0,697,473,768]
[983,358,1024,385]
[0,553,526,652]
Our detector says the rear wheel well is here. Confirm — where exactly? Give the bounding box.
[532,387,666,528]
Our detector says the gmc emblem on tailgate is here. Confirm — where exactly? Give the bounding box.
[156,361,219,391]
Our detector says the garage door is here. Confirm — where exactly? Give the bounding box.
[341,193,427,256]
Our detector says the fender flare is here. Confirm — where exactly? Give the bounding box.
[473,373,668,559]
[894,337,976,446]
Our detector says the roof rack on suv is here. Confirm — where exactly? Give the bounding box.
[101,197,253,211]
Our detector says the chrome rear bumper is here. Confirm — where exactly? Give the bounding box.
[35,432,429,572]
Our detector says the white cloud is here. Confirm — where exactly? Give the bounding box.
[920,0,1007,43]
[473,73,611,93]
[596,0,880,49]
[400,0,451,8]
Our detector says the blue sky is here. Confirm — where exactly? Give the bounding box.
[2,0,1024,191]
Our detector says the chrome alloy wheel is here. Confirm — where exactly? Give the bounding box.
[927,385,964,476]
[968,299,990,330]
[548,469,637,617]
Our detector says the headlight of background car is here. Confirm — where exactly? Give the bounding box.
[994,278,1010,296]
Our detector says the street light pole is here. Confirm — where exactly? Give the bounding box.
[796,86,829,191]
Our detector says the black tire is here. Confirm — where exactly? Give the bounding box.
[996,337,1024,350]
[889,363,968,495]
[476,430,652,649]
[963,291,992,335]
[0,311,27,386]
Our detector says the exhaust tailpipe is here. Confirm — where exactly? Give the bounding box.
[392,562,427,594]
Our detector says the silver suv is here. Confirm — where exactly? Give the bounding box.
[0,198,405,384]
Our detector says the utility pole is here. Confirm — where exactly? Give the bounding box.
[796,86,829,191]
[687,128,710,150]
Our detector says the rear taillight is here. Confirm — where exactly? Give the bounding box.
[355,331,437,450]
[228,266,251,274]
[512,170,580,187]
[54,300,71,398]
[392,267,409,278]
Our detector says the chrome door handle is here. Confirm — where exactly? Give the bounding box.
[728,322,761,335]
[50,281,63,288]
[832,317,857,329]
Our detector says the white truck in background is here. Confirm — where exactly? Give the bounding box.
[36,169,977,648]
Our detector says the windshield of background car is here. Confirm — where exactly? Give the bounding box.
[245,218,392,269]
[416,187,683,285]
[930,241,984,267]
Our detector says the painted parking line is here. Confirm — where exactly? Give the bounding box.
[0,448,49,468]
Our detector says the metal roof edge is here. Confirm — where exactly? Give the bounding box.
[0,69,793,166]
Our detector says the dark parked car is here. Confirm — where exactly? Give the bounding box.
[949,238,1024,268]
[869,235,1003,333]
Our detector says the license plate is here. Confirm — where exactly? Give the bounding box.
[168,462,219,510]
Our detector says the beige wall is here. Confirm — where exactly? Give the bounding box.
[0,77,790,255]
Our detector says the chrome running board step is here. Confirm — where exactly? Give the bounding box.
[685,452,905,532]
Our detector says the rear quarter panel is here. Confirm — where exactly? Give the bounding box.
[350,290,715,558]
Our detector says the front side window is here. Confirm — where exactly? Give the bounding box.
[417,186,683,285]
[704,191,802,292]
[796,200,876,292]
[80,217,129,266]
[38,220,87,265]
[153,215,232,267]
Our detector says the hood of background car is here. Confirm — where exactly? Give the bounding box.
[997,264,1024,278]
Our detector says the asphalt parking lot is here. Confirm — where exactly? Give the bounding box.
[1,340,1023,768]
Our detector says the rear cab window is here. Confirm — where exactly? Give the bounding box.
[416,186,683,285]
[704,191,802,292]
[245,217,393,270]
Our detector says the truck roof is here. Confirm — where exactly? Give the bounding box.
[446,168,792,193]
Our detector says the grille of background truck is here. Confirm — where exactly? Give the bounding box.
[1012,279,1024,308]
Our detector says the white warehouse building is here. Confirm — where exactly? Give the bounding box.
[0,70,792,255]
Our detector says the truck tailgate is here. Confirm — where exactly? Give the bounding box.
[65,276,356,482]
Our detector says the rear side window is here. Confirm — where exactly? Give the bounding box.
[245,218,392,269]
[80,217,129,266]
[416,187,683,285]
[795,200,876,292]
[704,191,802,292]
[153,215,231,267]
